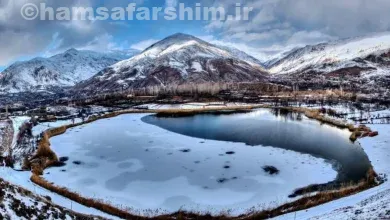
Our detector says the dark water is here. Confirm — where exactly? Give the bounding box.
[142,109,371,183]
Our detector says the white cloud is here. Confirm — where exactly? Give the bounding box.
[286,31,336,46]
[205,0,390,54]
[77,34,126,52]
[130,39,160,51]
[0,30,47,66]
[197,35,282,62]
[2,0,390,68]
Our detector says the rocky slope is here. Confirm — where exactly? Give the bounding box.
[269,32,390,74]
[75,33,268,92]
[268,32,390,92]
[0,49,139,94]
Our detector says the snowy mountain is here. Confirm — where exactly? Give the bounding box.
[262,48,302,69]
[76,33,268,92]
[269,32,390,75]
[266,32,390,92]
[0,48,139,94]
[217,45,265,67]
[4,32,390,95]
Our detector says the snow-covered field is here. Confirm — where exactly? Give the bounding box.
[0,167,118,219]
[275,111,390,220]
[32,118,83,137]
[0,175,101,220]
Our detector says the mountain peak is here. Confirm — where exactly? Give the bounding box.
[162,33,204,43]
[167,33,197,39]
[140,33,208,58]
[65,48,79,54]
[76,33,268,92]
[145,33,202,48]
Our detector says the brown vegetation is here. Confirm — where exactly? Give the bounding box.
[28,130,62,175]
[79,82,290,101]
[247,167,378,219]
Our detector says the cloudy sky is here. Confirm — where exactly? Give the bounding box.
[1,0,390,70]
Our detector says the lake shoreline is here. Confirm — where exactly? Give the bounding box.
[26,105,382,219]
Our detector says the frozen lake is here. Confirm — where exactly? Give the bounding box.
[43,109,370,215]
[143,109,371,182]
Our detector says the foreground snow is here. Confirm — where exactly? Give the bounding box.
[0,167,118,219]
[0,176,95,220]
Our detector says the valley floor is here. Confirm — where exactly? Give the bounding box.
[0,103,389,219]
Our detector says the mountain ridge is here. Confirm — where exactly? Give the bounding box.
[75,33,268,92]
[269,32,390,74]
[0,48,139,94]
[3,32,390,95]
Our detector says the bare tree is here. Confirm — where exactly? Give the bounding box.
[1,121,14,166]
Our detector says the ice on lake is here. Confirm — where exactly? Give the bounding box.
[44,111,342,215]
